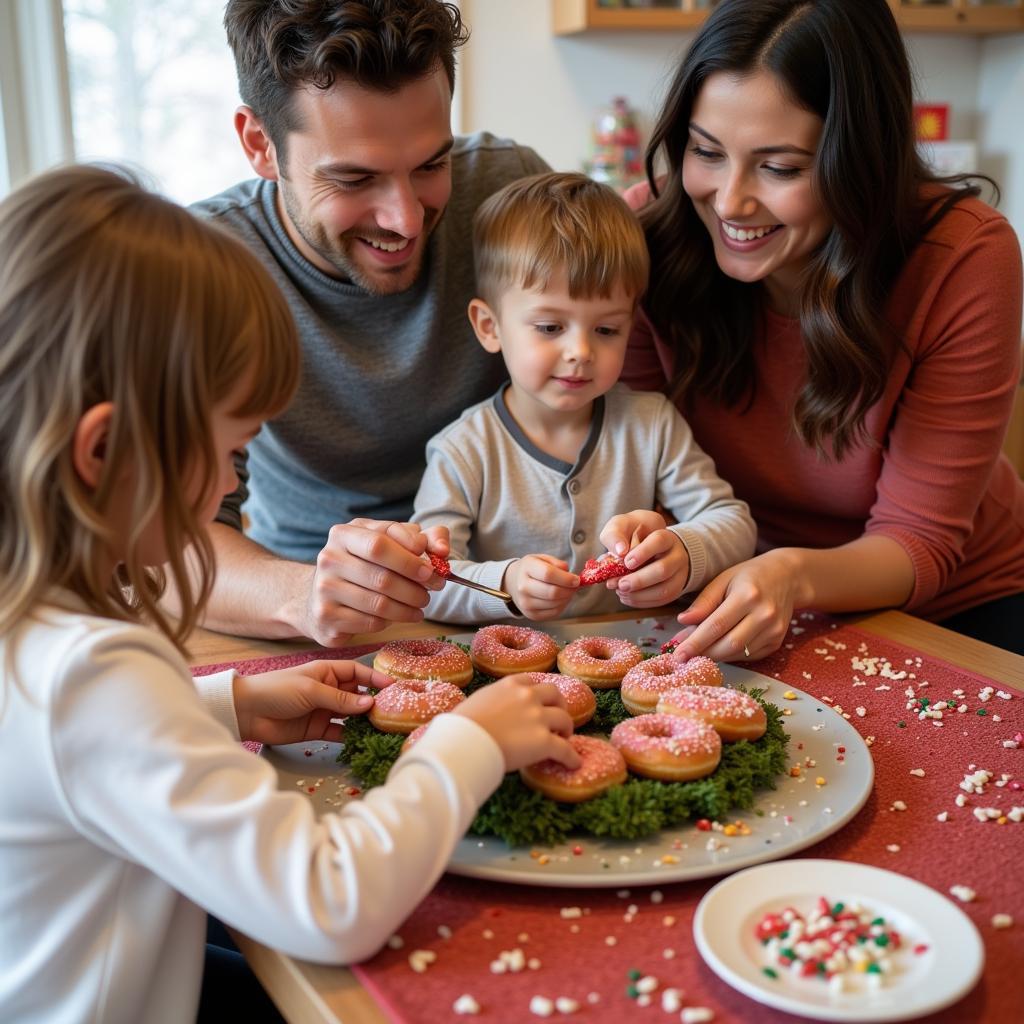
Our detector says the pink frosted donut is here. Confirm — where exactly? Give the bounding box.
[369,678,465,734]
[520,734,627,803]
[656,685,767,742]
[400,722,429,753]
[522,672,597,728]
[610,713,722,781]
[373,638,473,687]
[620,653,723,715]
[470,624,559,677]
[556,635,644,690]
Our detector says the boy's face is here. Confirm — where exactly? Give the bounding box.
[471,271,635,419]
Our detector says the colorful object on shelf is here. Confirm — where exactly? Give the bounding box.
[586,96,645,191]
[913,103,949,142]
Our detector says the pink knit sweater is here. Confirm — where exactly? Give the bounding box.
[624,193,1024,620]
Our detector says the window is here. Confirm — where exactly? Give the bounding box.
[62,0,252,203]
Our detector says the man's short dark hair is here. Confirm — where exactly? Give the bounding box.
[224,0,468,163]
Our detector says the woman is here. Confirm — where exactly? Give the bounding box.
[622,0,1024,657]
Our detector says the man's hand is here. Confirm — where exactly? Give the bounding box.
[233,660,394,745]
[300,520,449,646]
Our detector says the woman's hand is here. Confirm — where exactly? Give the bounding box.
[671,549,804,662]
[503,555,580,620]
[600,510,690,608]
[233,660,394,745]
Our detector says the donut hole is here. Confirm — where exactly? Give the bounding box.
[501,639,529,652]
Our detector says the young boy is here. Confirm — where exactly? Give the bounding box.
[413,172,756,623]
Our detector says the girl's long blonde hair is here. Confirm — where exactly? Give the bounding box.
[0,164,300,655]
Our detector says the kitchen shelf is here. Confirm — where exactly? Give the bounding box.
[553,1,1024,36]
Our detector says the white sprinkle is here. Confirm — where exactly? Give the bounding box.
[937,811,949,822]
[528,958,542,970]
[587,992,601,1005]
[529,995,554,1017]
[489,960,507,975]
[886,844,901,853]
[955,794,968,807]
[651,890,664,904]
[662,915,677,927]
[555,996,579,1014]
[681,1009,715,1023]
[387,934,404,949]
[891,800,908,812]
[518,932,530,943]
[560,907,583,919]
[1003,740,1020,749]
[950,885,976,903]
[663,948,676,960]
[408,949,437,973]
[636,975,659,994]
[662,988,683,1012]
[605,935,617,946]
[438,925,452,939]
[909,768,925,777]
[992,914,1014,929]
[627,903,639,915]
[856,706,867,718]
[453,994,480,1015]
[482,929,494,940]
[636,994,651,1008]
[617,889,631,898]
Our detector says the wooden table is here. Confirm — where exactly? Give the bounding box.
[188,610,1024,1024]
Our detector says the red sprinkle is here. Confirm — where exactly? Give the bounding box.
[428,552,451,577]
[573,845,583,856]
[913,943,929,955]
[306,787,316,793]
[696,819,712,831]
[578,554,629,586]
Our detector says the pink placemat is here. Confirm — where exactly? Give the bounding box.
[198,618,1023,1023]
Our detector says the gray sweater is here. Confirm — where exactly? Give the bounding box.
[192,133,548,561]
[413,384,757,624]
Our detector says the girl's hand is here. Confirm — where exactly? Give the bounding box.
[452,674,580,771]
[600,511,690,608]
[503,555,580,620]
[233,660,394,745]
[670,549,802,662]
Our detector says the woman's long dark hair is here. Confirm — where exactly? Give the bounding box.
[642,0,993,458]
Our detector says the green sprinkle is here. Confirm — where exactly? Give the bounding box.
[627,969,642,981]
[816,961,827,974]
[779,931,789,940]
[626,984,639,999]
[866,962,882,974]
[857,935,868,944]
[875,934,890,947]
[762,967,779,980]
[871,917,885,926]
[919,697,931,708]
[977,709,988,716]
[780,947,796,961]
[897,721,906,728]
[832,902,845,915]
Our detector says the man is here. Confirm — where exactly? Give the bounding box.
[193,0,548,645]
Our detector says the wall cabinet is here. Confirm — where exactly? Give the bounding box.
[553,1,1024,36]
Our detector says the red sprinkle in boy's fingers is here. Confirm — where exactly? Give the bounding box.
[578,554,629,587]
[428,552,451,577]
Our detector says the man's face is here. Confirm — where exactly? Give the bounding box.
[271,68,454,295]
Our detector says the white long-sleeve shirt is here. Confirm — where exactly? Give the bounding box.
[0,596,503,1024]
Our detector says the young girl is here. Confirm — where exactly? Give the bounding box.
[0,165,578,1024]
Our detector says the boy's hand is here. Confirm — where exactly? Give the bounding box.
[600,510,690,608]
[503,554,580,620]
[452,674,580,771]
[233,660,394,745]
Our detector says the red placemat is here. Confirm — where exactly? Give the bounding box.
[198,617,1023,1023]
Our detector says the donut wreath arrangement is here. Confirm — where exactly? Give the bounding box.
[337,626,789,847]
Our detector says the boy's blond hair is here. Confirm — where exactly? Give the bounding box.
[0,165,299,658]
[472,172,649,308]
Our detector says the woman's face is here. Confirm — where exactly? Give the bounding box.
[682,70,832,312]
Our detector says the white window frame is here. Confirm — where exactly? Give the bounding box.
[0,0,74,196]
